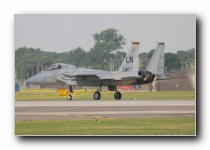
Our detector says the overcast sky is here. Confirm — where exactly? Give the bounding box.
[14,14,196,53]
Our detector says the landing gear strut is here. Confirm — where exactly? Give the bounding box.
[67,85,73,100]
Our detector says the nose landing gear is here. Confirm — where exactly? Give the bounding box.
[67,85,73,100]
[67,94,72,100]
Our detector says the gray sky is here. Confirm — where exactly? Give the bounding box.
[14,14,196,53]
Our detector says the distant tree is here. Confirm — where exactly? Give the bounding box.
[177,48,195,69]
[87,46,109,70]
[147,49,155,59]
[92,28,126,53]
[15,47,59,80]
[139,49,155,69]
[89,28,127,70]
[165,53,181,71]
[71,47,87,67]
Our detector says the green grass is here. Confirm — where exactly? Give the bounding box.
[15,117,195,135]
[15,89,195,101]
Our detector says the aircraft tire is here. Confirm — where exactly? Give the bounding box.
[114,92,122,100]
[67,95,72,100]
[93,91,101,100]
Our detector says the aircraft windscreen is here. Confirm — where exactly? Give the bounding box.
[47,63,76,71]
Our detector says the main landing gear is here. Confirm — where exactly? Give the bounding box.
[114,91,121,100]
[93,91,101,100]
[93,86,122,100]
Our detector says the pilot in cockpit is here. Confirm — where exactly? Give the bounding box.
[48,64,62,71]
[53,64,61,69]
[47,63,76,71]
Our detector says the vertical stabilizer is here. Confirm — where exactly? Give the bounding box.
[146,42,165,74]
[118,42,140,73]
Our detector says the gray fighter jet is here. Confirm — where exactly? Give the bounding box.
[26,42,156,100]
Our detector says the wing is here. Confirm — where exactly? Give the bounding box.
[62,72,145,81]
[62,72,133,81]
[62,72,100,80]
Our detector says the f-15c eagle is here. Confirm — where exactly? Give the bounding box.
[26,42,157,100]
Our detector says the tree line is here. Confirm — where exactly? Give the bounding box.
[15,28,195,80]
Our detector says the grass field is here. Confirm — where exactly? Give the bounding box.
[15,117,195,135]
[15,89,195,101]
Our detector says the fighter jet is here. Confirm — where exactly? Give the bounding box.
[26,42,156,100]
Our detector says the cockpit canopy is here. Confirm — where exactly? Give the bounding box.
[47,63,76,71]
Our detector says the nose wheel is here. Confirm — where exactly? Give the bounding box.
[114,91,122,100]
[67,94,72,100]
[93,91,101,100]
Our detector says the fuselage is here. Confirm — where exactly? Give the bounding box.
[26,67,153,86]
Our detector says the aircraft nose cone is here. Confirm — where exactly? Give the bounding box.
[26,76,37,84]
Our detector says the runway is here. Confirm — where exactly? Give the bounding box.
[15,100,195,120]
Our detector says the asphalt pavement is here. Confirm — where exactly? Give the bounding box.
[15,100,195,120]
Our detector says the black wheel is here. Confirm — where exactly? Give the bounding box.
[93,91,101,100]
[67,94,72,100]
[114,92,122,100]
